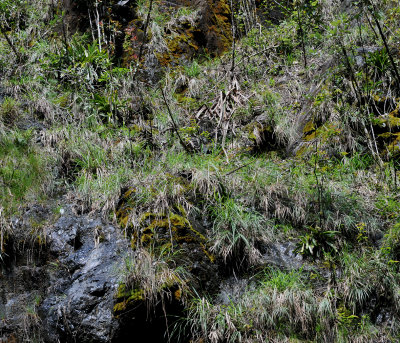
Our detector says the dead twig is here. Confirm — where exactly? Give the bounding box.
[0,25,21,62]
[133,0,154,81]
[225,158,256,176]
[160,87,192,154]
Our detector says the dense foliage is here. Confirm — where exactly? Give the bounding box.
[1,0,400,342]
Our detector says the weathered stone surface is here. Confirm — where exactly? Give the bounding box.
[260,241,303,270]
[0,205,130,343]
[40,210,129,342]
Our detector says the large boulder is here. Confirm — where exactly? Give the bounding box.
[0,203,131,342]
[40,210,129,342]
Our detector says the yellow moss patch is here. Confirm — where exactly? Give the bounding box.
[379,132,395,139]
[132,212,205,249]
[174,288,182,301]
[303,120,316,136]
[201,243,215,263]
[389,101,400,117]
[388,115,400,128]
[116,188,138,233]
[387,133,400,156]
[374,114,400,130]
[303,123,340,142]
[297,123,341,157]
[115,179,215,268]
[295,144,307,158]
[113,284,144,315]
[205,0,232,55]
[156,20,201,67]
[156,0,232,66]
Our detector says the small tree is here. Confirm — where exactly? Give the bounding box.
[0,0,24,61]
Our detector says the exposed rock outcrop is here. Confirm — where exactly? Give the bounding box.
[0,206,130,342]
[40,210,128,342]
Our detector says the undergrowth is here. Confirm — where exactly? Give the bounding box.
[1,0,400,341]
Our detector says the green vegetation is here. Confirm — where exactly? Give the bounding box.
[0,130,53,214]
[1,0,400,341]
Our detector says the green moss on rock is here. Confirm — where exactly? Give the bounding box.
[113,284,144,316]
[132,211,205,250]
[156,20,201,67]
[156,0,232,67]
[372,105,400,158]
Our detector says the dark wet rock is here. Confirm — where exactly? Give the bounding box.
[259,241,303,270]
[375,308,394,326]
[0,204,131,343]
[40,210,129,343]
[16,117,46,131]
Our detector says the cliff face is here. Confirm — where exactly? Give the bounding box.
[0,205,125,342]
[1,0,400,342]
[61,0,232,70]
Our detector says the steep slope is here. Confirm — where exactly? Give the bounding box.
[1,0,400,342]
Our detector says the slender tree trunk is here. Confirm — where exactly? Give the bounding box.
[0,25,21,61]
[133,0,154,81]
[370,10,400,89]
[229,0,236,81]
[296,2,307,69]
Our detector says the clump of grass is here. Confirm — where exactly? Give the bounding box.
[183,268,320,342]
[382,222,400,262]
[337,251,400,314]
[121,248,190,309]
[260,268,305,292]
[210,197,271,267]
[0,97,21,126]
[184,61,201,78]
[0,129,54,214]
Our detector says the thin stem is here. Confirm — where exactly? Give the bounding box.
[133,0,154,81]
[160,87,192,154]
[296,2,307,69]
[0,25,21,61]
[229,0,236,81]
[313,141,323,228]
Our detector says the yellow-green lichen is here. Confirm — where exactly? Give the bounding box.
[386,133,400,157]
[303,123,340,142]
[116,188,137,232]
[113,284,144,315]
[156,0,232,67]
[303,120,316,136]
[157,25,200,66]
[205,0,232,55]
[247,122,273,144]
[132,212,204,250]
[297,123,341,157]
[388,115,400,128]
[389,101,400,117]
[116,179,215,262]
[374,114,400,130]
